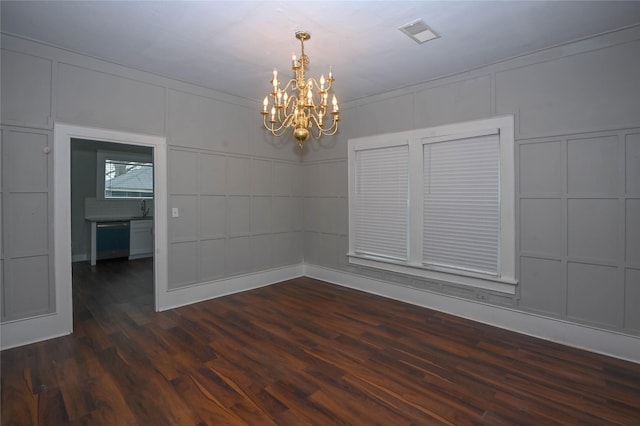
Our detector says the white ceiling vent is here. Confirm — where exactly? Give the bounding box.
[399,19,439,44]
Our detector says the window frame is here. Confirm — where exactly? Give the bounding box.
[347,115,517,294]
[97,150,154,200]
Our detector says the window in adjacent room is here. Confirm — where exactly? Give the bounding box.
[348,115,517,294]
[97,150,153,199]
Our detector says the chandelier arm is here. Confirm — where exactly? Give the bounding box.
[279,100,299,124]
[316,106,338,124]
[264,120,290,137]
[308,115,323,140]
[272,118,293,135]
[307,113,326,131]
[268,79,296,104]
[263,112,295,136]
[268,98,298,133]
[303,83,335,110]
[273,126,290,137]
[280,110,299,132]
[306,77,332,92]
[311,123,339,140]
[263,116,282,135]
[281,78,297,94]
[283,96,295,112]
[323,123,340,136]
[284,111,297,127]
[309,75,335,90]
[307,114,339,140]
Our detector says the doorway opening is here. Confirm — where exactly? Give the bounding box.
[71,138,155,322]
[53,124,167,337]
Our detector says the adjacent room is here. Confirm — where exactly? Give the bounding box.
[1,1,640,424]
[70,138,155,325]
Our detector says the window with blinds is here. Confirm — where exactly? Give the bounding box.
[423,133,500,276]
[348,116,516,294]
[354,145,409,261]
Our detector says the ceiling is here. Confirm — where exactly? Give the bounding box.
[2,1,640,104]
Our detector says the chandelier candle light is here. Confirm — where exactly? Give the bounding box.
[261,31,339,149]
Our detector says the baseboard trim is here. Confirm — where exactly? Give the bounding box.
[1,265,304,350]
[6,262,638,363]
[0,312,72,350]
[304,264,640,364]
[157,264,305,311]
[72,254,88,263]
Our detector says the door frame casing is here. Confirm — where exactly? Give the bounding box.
[56,123,168,329]
[0,123,167,349]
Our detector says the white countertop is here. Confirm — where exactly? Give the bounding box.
[85,216,153,222]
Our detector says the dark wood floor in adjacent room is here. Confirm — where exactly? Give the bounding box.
[2,258,640,425]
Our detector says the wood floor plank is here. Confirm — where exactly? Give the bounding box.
[69,373,139,426]
[54,355,105,420]
[2,259,640,425]
[0,363,38,426]
[37,388,69,425]
[168,373,253,425]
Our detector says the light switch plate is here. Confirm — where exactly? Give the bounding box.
[171,207,179,218]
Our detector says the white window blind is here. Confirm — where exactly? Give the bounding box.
[354,145,409,261]
[348,116,516,294]
[423,134,500,275]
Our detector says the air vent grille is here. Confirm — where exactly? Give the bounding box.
[399,19,439,44]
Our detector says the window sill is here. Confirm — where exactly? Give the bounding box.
[347,253,518,295]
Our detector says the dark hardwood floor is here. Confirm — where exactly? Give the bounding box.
[2,258,640,425]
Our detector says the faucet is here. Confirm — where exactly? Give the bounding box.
[140,199,150,217]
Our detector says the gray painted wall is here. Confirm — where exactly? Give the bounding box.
[0,127,54,320]
[1,33,303,322]
[302,25,640,337]
[166,148,303,289]
[70,140,96,260]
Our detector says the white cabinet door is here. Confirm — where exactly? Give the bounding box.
[129,219,153,259]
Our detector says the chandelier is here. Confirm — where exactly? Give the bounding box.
[261,31,340,149]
